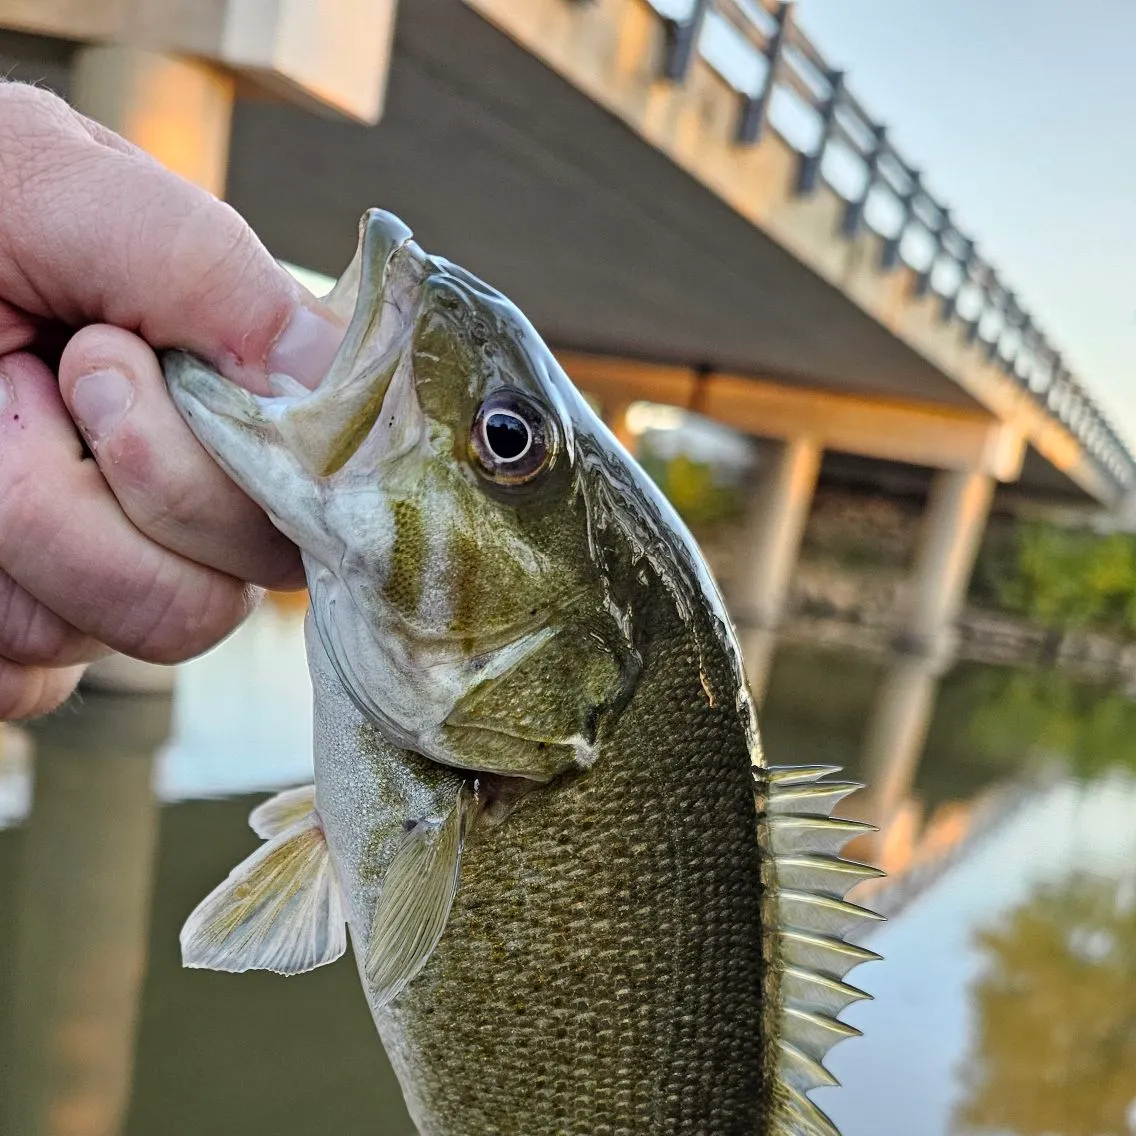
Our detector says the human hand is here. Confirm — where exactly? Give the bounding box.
[0,82,344,718]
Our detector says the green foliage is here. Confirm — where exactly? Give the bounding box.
[636,445,743,528]
[975,520,1136,638]
[954,664,1136,782]
[958,874,1136,1136]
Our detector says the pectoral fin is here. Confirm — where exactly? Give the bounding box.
[249,783,318,839]
[366,787,473,1007]
[181,792,346,976]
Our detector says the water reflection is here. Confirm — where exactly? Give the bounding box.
[0,725,32,831]
[850,653,944,887]
[822,773,1136,1136]
[0,696,169,1136]
[3,609,1136,1134]
[957,872,1136,1136]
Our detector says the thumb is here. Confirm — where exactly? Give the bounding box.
[0,82,344,393]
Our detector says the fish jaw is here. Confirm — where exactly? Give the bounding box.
[164,350,330,556]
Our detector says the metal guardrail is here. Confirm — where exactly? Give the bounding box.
[634,0,1135,491]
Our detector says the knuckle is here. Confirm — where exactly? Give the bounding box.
[128,566,250,664]
[0,82,79,183]
[0,576,71,665]
[0,660,79,721]
[164,199,287,358]
[0,81,70,128]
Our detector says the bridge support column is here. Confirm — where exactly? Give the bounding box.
[71,44,235,198]
[900,468,995,656]
[605,401,637,454]
[1,696,169,1136]
[736,436,822,630]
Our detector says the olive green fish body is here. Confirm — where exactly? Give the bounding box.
[169,210,880,1136]
[375,592,767,1133]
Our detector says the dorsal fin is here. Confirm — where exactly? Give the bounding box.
[760,764,883,1136]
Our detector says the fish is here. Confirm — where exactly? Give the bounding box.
[165,209,882,1135]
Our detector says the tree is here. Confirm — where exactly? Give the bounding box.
[957,874,1136,1136]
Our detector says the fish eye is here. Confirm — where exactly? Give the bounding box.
[470,393,554,485]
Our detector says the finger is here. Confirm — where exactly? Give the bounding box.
[60,325,305,589]
[0,569,109,667]
[0,299,38,355]
[0,352,257,664]
[0,657,86,720]
[0,82,343,393]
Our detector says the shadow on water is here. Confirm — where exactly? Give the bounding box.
[3,605,1136,1134]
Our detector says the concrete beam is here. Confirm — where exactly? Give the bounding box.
[558,351,699,411]
[72,45,235,197]
[699,373,1025,481]
[558,352,1026,481]
[0,0,398,123]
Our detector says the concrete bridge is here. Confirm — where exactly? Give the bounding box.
[2,0,1131,658]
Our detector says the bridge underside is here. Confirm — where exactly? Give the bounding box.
[0,2,1115,669]
[226,0,974,402]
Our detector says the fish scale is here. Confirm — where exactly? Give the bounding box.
[376,606,764,1132]
[166,208,880,1135]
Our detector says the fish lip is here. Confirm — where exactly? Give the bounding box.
[164,349,274,450]
[267,214,432,479]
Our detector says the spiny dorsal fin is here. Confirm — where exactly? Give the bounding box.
[769,764,843,787]
[762,764,883,1136]
[778,929,881,979]
[778,1084,842,1136]
[767,781,861,817]
[775,854,885,899]
[768,814,877,857]
[779,890,884,941]
[781,966,870,1017]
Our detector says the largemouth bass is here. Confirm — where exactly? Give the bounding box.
[166,211,881,1135]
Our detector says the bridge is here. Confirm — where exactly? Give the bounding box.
[2,0,1131,658]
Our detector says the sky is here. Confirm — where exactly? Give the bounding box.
[792,0,1136,442]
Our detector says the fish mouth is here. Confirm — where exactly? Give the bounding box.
[164,209,429,505]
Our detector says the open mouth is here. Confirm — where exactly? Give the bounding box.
[164,209,430,486]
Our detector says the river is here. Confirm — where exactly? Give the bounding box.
[1,600,1134,1136]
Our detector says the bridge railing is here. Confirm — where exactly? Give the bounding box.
[634,0,1134,490]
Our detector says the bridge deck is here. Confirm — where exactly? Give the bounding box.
[220,0,1126,503]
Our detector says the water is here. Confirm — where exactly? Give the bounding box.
[2,603,1135,1135]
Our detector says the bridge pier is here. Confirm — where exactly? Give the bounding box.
[735,436,822,630]
[899,468,995,656]
[605,401,637,454]
[71,44,235,198]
